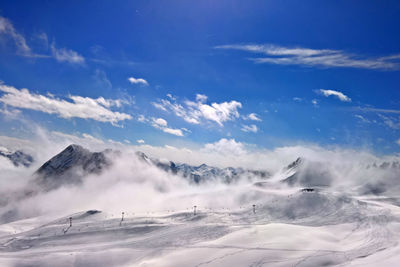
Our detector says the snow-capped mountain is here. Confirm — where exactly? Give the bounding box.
[139,152,269,184]
[0,147,34,167]
[34,144,114,190]
[33,145,269,191]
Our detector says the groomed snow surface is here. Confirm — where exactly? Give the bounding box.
[1,186,400,267]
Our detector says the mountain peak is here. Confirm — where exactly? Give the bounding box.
[35,144,112,190]
[65,144,84,151]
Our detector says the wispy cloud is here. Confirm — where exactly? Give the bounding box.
[0,16,32,56]
[357,107,400,114]
[241,124,258,133]
[0,16,85,64]
[128,77,148,86]
[93,69,112,89]
[317,89,351,102]
[151,117,184,136]
[354,114,371,123]
[243,113,262,121]
[216,44,400,70]
[50,42,85,64]
[312,99,318,107]
[0,83,132,125]
[378,114,400,130]
[152,94,242,126]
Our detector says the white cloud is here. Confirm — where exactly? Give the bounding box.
[128,77,148,86]
[241,124,258,133]
[245,113,262,121]
[93,69,112,89]
[312,99,318,107]
[354,114,371,123]
[136,139,145,144]
[152,118,168,128]
[153,95,242,126]
[196,101,242,126]
[378,114,400,130]
[196,94,208,103]
[0,105,21,119]
[137,114,147,123]
[318,89,351,102]
[216,44,400,70]
[50,42,85,64]
[0,83,132,125]
[81,133,104,144]
[202,138,246,156]
[293,97,303,102]
[0,16,89,64]
[151,117,184,137]
[357,107,400,114]
[0,16,31,56]
[163,128,184,136]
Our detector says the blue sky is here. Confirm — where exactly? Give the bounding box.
[0,0,400,153]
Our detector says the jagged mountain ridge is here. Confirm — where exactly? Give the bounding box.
[136,151,269,183]
[34,144,270,190]
[34,144,114,190]
[0,147,34,167]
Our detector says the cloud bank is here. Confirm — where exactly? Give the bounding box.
[0,83,132,125]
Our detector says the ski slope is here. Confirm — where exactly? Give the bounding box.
[1,187,400,266]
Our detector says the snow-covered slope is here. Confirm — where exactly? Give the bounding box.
[2,145,400,266]
[1,188,400,266]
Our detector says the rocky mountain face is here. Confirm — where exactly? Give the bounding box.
[34,144,113,190]
[0,148,34,167]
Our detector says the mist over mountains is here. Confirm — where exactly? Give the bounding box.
[32,144,270,191]
[0,148,33,168]
[2,142,400,266]
[4,143,400,196]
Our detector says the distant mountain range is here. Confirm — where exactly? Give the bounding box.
[5,143,400,193]
[136,151,269,184]
[34,144,270,190]
[0,148,34,167]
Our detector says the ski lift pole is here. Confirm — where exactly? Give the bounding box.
[253,204,256,214]
[193,205,197,216]
[120,212,125,226]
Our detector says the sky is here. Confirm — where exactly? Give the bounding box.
[0,0,400,156]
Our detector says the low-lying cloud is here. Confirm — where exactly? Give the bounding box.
[1,128,400,224]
